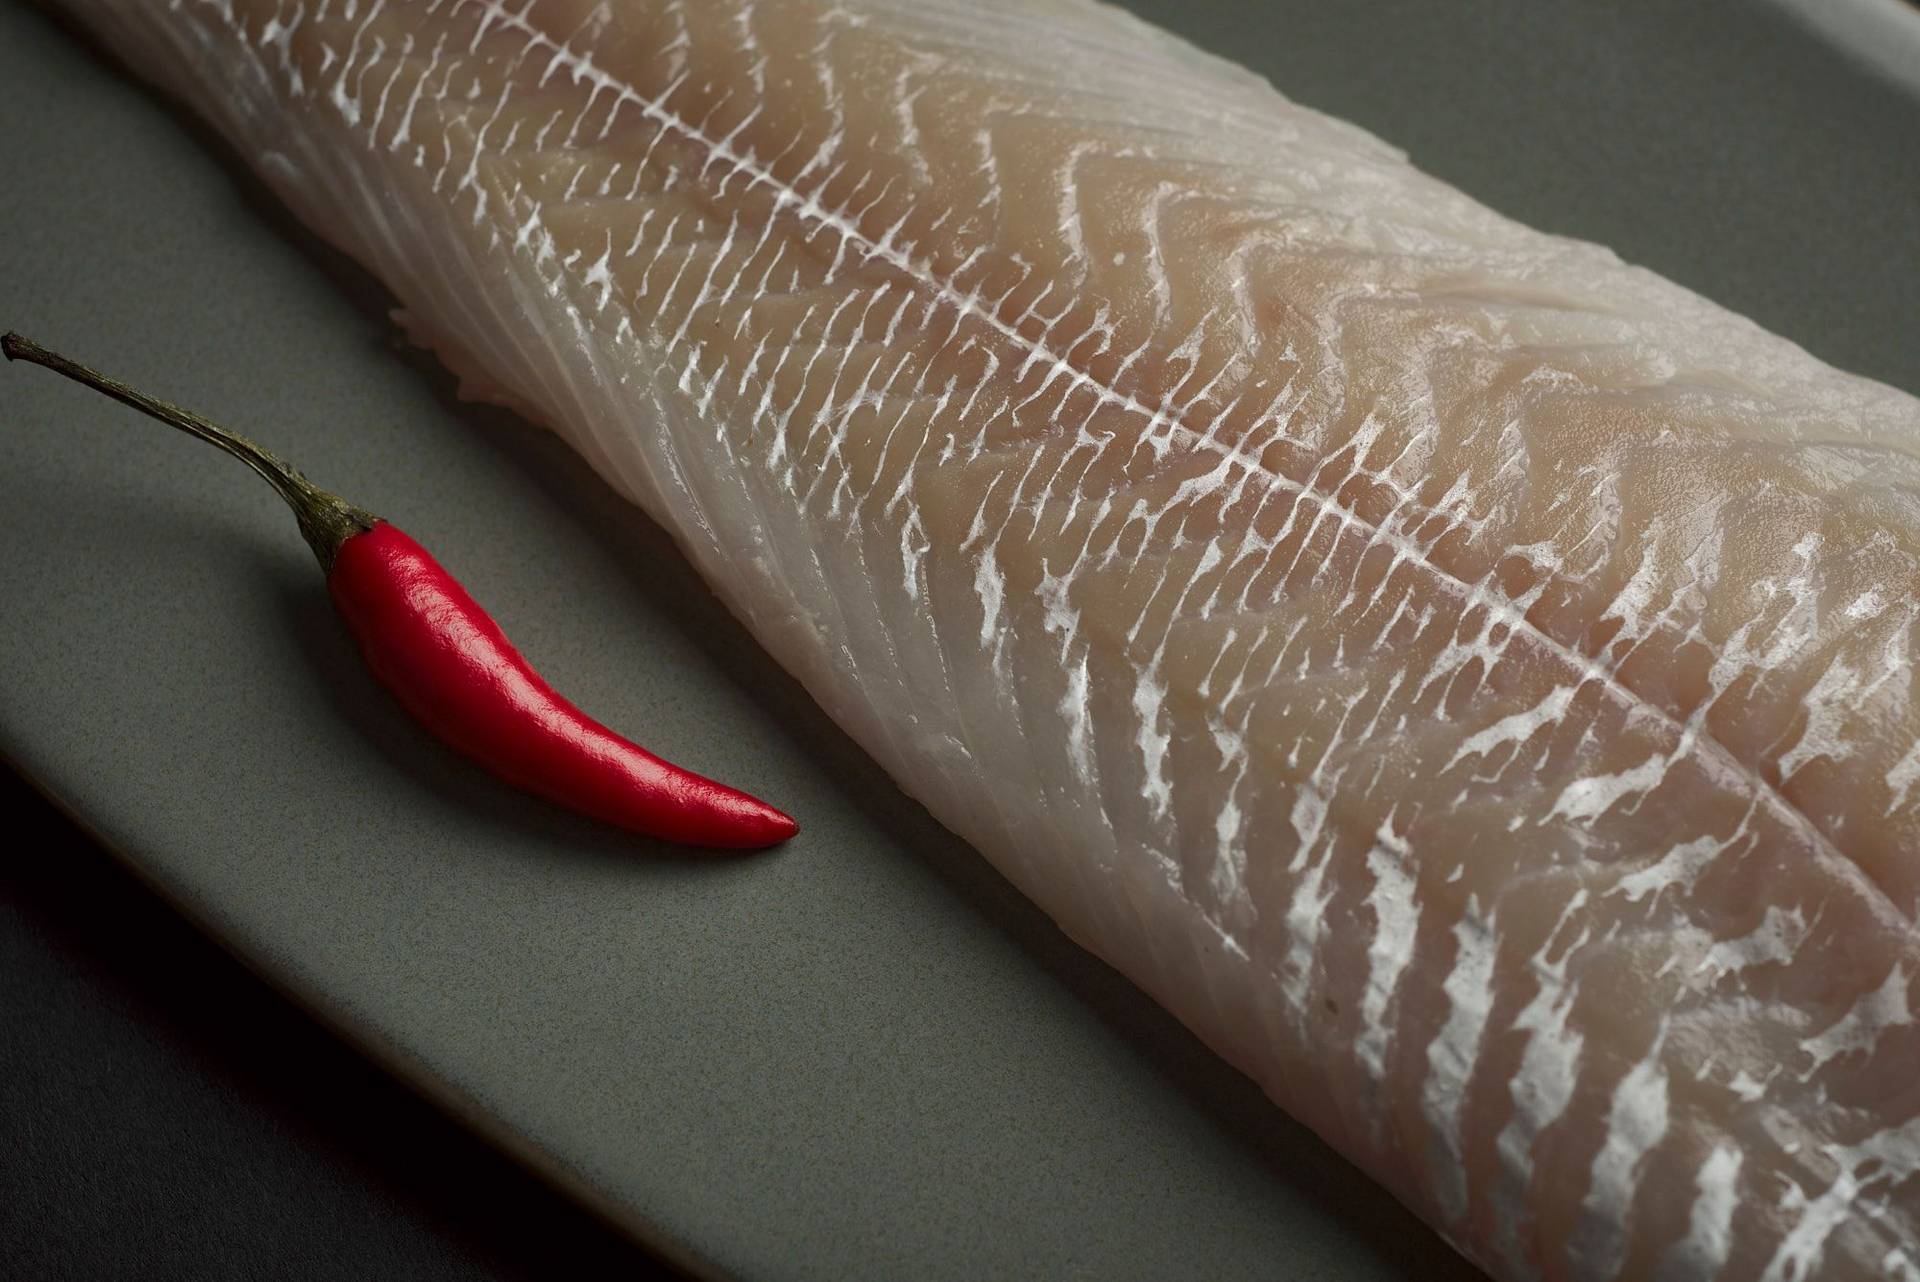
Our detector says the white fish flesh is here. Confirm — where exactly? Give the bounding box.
[51,0,1920,1277]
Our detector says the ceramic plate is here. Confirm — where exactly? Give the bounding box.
[3,2,1914,1277]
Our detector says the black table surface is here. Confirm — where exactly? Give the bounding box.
[1,766,675,1280]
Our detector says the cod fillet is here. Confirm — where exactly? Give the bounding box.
[47,0,1920,1277]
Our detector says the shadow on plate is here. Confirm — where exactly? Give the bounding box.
[0,765,683,1280]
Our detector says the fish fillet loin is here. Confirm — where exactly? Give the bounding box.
[55,0,1920,1276]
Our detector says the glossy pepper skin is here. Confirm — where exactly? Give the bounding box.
[329,523,796,848]
[4,331,796,850]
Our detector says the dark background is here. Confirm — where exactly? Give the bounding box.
[0,768,673,1280]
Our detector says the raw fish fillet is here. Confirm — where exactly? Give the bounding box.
[51,0,1920,1276]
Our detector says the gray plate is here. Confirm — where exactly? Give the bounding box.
[2,2,1915,1278]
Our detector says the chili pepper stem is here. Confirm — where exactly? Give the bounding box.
[3,331,377,570]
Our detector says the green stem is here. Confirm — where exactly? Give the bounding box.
[3,331,378,571]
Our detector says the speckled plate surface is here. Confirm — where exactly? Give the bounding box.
[2,3,1914,1278]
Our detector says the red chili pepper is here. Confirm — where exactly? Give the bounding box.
[4,332,796,850]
